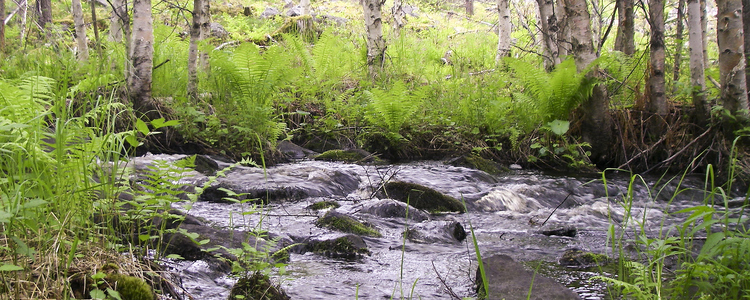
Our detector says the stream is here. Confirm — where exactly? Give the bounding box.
[127,154,739,300]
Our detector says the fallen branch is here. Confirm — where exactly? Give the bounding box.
[432,261,462,300]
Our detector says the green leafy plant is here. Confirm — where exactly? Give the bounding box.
[527,120,593,170]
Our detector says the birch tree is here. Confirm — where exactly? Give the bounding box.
[0,0,4,52]
[109,0,127,42]
[72,0,89,61]
[536,0,561,69]
[716,0,748,116]
[648,0,667,115]
[129,0,157,118]
[614,0,635,55]
[563,0,613,163]
[188,0,210,100]
[392,0,405,36]
[689,0,708,120]
[672,0,685,93]
[496,0,511,62]
[362,0,385,80]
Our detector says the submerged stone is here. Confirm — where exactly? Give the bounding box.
[307,200,341,210]
[229,272,290,300]
[538,226,577,238]
[559,248,609,269]
[404,221,466,244]
[447,154,507,175]
[360,199,430,221]
[378,181,465,213]
[297,234,370,259]
[477,255,580,300]
[316,211,381,237]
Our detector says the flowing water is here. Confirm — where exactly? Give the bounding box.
[128,154,742,300]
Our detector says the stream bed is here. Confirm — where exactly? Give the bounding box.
[127,154,735,299]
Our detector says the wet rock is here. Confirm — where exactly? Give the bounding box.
[294,234,370,259]
[316,211,381,237]
[261,7,281,18]
[229,272,290,300]
[307,200,340,210]
[314,149,375,163]
[360,199,429,222]
[198,163,360,203]
[402,5,419,17]
[277,140,317,160]
[286,5,303,16]
[477,255,580,300]
[210,22,229,39]
[447,154,506,175]
[378,181,465,213]
[538,226,577,238]
[475,189,541,212]
[559,249,609,268]
[509,164,522,170]
[404,221,466,244]
[176,154,220,176]
[318,14,349,25]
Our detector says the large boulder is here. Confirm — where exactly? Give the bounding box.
[476,255,580,300]
[378,181,465,213]
[292,234,370,259]
[261,7,281,18]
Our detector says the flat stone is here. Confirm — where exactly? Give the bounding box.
[476,255,580,300]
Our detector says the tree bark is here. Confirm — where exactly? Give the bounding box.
[556,0,570,57]
[466,0,474,16]
[72,0,89,61]
[109,0,126,42]
[188,0,210,100]
[701,0,708,67]
[36,0,52,35]
[614,0,635,55]
[0,0,5,52]
[362,0,386,80]
[496,0,511,62]
[648,0,667,115]
[743,0,750,113]
[672,0,686,93]
[689,0,708,120]
[536,0,560,70]
[392,0,405,36]
[129,0,157,119]
[301,0,310,15]
[564,0,614,164]
[717,0,748,116]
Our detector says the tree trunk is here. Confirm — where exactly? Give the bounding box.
[590,0,601,54]
[109,0,126,42]
[72,0,89,61]
[36,0,52,35]
[536,0,560,70]
[188,0,210,100]
[648,0,667,115]
[90,0,101,58]
[564,0,614,164]
[672,0,685,93]
[743,0,750,113]
[701,0,708,67]
[689,0,708,120]
[362,0,386,80]
[301,0,310,15]
[129,0,157,119]
[614,0,635,55]
[18,0,28,45]
[392,0,405,36]
[717,0,748,116]
[556,0,570,57]
[496,0,511,62]
[0,0,5,52]
[466,0,474,16]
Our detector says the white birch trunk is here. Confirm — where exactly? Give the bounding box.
[362,0,385,80]
[129,0,155,116]
[496,0,511,62]
[109,0,125,42]
[536,0,560,69]
[648,0,667,115]
[716,0,748,115]
[688,0,708,118]
[72,0,89,61]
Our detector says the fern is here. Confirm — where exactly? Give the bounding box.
[507,58,594,125]
[364,81,424,133]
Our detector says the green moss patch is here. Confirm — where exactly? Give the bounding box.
[314,149,372,163]
[105,274,155,300]
[378,181,465,213]
[307,200,341,210]
[229,272,289,300]
[310,235,370,258]
[315,211,381,237]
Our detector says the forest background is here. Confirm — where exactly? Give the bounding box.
[1,0,750,298]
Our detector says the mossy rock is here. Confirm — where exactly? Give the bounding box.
[271,15,317,42]
[378,182,465,213]
[307,200,340,210]
[309,235,370,259]
[314,149,373,163]
[105,274,155,300]
[228,272,289,300]
[315,211,381,237]
[559,248,610,268]
[447,154,507,174]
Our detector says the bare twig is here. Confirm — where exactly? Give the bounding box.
[432,261,462,300]
[643,126,714,174]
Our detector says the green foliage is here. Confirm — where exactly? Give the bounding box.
[506,58,595,128]
[527,120,593,170]
[364,81,426,134]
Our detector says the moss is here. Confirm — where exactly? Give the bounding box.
[314,149,369,162]
[271,16,317,42]
[311,236,370,257]
[105,274,155,300]
[308,200,341,210]
[464,154,506,174]
[559,249,610,268]
[316,211,381,237]
[379,181,465,213]
[229,272,289,300]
